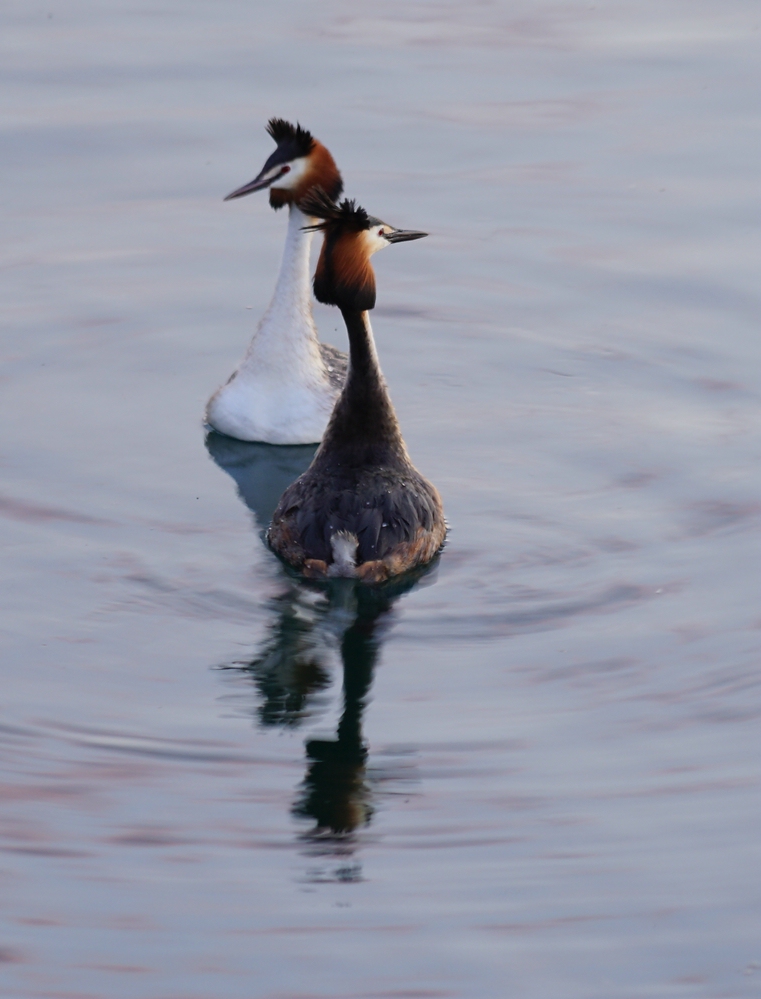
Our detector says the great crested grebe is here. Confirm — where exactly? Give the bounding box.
[267,189,446,583]
[205,119,347,444]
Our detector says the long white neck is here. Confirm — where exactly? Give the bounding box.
[240,204,322,374]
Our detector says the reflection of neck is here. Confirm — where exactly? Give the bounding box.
[241,205,321,371]
[336,612,379,751]
[294,594,387,836]
[315,309,408,465]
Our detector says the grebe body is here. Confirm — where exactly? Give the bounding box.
[268,191,446,582]
[206,120,347,444]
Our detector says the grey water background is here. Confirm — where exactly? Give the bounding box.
[2,0,760,996]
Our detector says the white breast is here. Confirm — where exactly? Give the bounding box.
[206,205,343,444]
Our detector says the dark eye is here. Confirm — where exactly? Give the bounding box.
[378,228,385,236]
[281,165,291,174]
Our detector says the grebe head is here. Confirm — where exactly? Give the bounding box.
[224,118,343,210]
[299,188,427,312]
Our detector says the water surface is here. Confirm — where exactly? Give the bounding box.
[2,1,760,996]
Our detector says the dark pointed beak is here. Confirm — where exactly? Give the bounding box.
[386,229,428,243]
[223,169,275,201]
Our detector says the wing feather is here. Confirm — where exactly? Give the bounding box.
[270,466,443,569]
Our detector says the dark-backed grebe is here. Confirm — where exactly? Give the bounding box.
[267,189,446,583]
[206,119,347,444]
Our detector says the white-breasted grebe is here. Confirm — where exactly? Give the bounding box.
[267,189,446,583]
[206,119,347,444]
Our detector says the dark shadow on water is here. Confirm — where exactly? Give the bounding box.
[293,581,380,840]
[207,429,439,869]
[219,565,437,856]
[229,583,334,729]
[205,430,317,528]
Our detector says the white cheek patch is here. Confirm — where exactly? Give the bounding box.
[262,164,287,184]
[364,227,392,255]
[272,156,308,190]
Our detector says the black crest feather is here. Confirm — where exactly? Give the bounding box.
[299,189,372,232]
[265,118,315,157]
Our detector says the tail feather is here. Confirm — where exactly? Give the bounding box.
[328,531,359,578]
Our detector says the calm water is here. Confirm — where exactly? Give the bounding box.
[2,1,761,996]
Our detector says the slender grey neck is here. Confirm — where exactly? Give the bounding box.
[314,309,408,467]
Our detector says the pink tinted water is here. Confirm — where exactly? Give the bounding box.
[1,1,760,996]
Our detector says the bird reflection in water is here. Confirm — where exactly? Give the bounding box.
[291,576,418,839]
[225,571,433,848]
[205,430,317,529]
[206,432,436,870]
